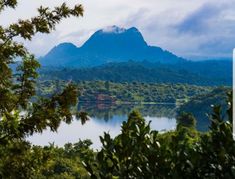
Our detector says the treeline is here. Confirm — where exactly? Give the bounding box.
[40,60,232,86]
[37,80,213,104]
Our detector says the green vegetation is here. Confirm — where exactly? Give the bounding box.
[0,93,233,178]
[178,87,230,131]
[0,1,87,178]
[40,60,232,86]
[0,1,234,178]
[176,112,196,129]
[83,94,234,178]
[0,139,93,178]
[37,80,213,104]
[36,80,230,131]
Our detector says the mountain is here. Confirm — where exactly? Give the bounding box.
[43,43,78,66]
[40,26,232,86]
[41,26,185,67]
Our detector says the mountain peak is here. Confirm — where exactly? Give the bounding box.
[81,26,147,51]
[128,27,139,32]
[99,26,140,34]
[55,42,77,49]
[42,26,185,67]
[101,25,126,34]
[47,42,77,57]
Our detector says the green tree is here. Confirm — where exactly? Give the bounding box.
[83,92,235,178]
[104,81,110,92]
[0,1,87,178]
[176,112,196,129]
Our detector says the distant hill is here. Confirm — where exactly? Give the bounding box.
[178,87,231,131]
[40,60,232,86]
[40,26,185,67]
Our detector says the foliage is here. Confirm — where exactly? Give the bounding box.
[0,1,86,178]
[0,1,234,178]
[38,140,94,179]
[40,60,232,86]
[83,92,235,178]
[37,80,213,104]
[0,139,93,178]
[178,87,230,131]
[176,112,196,129]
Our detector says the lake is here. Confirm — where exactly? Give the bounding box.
[28,104,177,149]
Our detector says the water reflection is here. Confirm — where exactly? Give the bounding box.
[78,103,177,119]
[28,104,177,149]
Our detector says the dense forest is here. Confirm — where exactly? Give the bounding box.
[40,60,232,86]
[36,80,231,131]
[37,80,213,104]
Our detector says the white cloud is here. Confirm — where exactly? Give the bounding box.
[1,0,234,59]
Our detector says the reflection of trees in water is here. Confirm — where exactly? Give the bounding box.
[77,103,176,121]
[177,87,229,132]
[134,104,176,118]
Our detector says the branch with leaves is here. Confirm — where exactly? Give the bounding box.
[0,1,87,142]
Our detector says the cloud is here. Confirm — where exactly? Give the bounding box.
[101,26,126,33]
[1,0,234,59]
[175,3,224,34]
[199,34,235,58]
[129,1,235,59]
[60,28,95,47]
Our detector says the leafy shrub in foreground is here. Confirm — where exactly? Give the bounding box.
[84,92,235,179]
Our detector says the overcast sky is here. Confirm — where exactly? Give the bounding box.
[1,0,235,60]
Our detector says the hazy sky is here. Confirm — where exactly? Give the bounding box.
[1,0,235,59]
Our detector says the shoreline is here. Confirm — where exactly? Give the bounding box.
[79,100,179,105]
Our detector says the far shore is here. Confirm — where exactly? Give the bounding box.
[79,100,180,105]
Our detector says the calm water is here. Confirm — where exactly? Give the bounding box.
[28,104,177,149]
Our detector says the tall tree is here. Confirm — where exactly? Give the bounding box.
[0,1,86,177]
